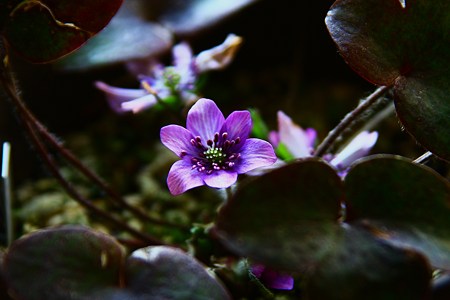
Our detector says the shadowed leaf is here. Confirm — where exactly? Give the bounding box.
[345,155,450,269]
[215,158,344,271]
[3,0,123,63]
[305,226,431,300]
[3,226,124,300]
[325,0,450,160]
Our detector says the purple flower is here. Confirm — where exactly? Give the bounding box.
[96,34,242,114]
[251,264,294,290]
[160,98,277,195]
[267,111,378,174]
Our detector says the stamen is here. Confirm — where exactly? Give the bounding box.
[214,133,219,143]
[235,137,240,144]
[180,150,187,157]
[222,132,228,140]
[207,139,213,147]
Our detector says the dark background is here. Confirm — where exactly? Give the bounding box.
[0,0,421,184]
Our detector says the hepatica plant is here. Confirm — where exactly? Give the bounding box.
[0,0,449,299]
[160,98,277,195]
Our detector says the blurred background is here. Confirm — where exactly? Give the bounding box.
[0,0,425,186]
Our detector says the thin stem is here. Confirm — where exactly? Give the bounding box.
[413,151,433,164]
[315,86,391,157]
[22,117,163,245]
[1,62,187,232]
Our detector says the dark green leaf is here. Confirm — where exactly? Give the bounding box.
[345,155,450,269]
[325,0,450,160]
[215,159,344,271]
[3,226,124,300]
[125,246,231,300]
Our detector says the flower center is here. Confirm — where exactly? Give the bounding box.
[204,147,226,164]
[185,132,241,174]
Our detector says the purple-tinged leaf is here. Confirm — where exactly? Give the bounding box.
[325,0,450,160]
[3,0,123,63]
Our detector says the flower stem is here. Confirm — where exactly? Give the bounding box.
[314,85,391,157]
[22,116,162,245]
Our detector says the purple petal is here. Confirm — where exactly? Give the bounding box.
[194,34,243,73]
[278,111,313,158]
[330,131,378,169]
[172,42,194,71]
[268,130,280,148]
[186,98,225,141]
[167,160,204,195]
[235,138,277,174]
[260,269,294,290]
[160,125,196,157]
[120,94,158,113]
[221,110,252,146]
[95,81,147,113]
[202,170,238,189]
[305,128,317,148]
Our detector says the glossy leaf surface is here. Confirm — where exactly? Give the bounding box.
[325,0,450,160]
[345,155,450,269]
[2,0,123,63]
[3,226,124,300]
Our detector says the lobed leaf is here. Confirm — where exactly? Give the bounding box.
[345,155,450,269]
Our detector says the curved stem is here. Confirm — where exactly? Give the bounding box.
[314,86,391,157]
[1,59,187,232]
[22,117,162,245]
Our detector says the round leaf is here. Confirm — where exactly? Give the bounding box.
[325,0,450,160]
[215,159,344,271]
[126,246,231,300]
[3,226,124,300]
[345,155,450,269]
